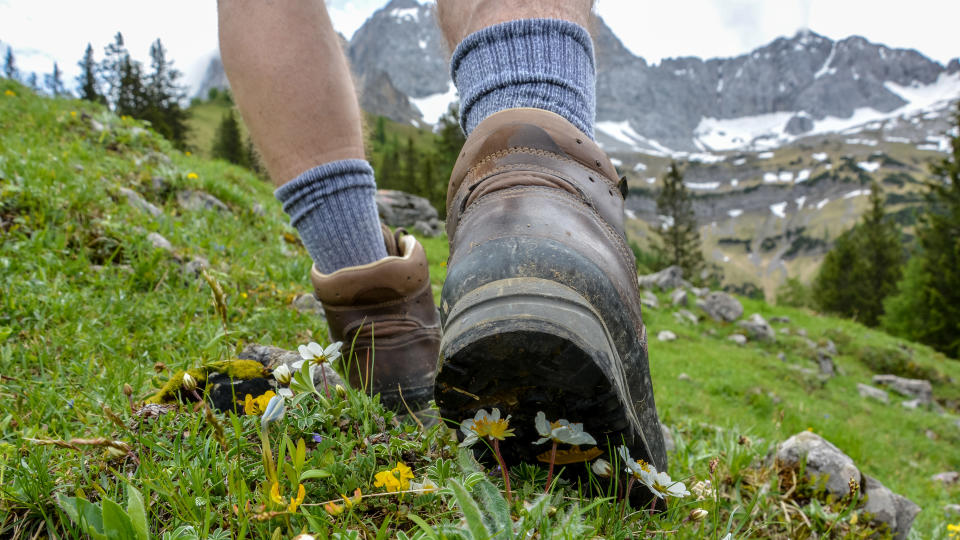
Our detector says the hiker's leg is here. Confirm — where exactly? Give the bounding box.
[436,0,596,137]
[218,0,386,272]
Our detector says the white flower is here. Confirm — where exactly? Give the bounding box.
[409,478,439,494]
[260,394,286,428]
[534,411,597,446]
[591,458,612,478]
[460,408,512,447]
[617,445,657,482]
[272,364,292,385]
[298,341,342,365]
[691,479,713,500]
[644,470,690,500]
[181,373,197,391]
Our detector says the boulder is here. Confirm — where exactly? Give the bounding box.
[728,334,747,346]
[770,316,791,324]
[697,292,743,322]
[689,286,709,298]
[669,288,688,307]
[183,256,210,278]
[637,265,688,291]
[176,189,230,213]
[776,431,860,499]
[824,339,838,356]
[901,399,920,409]
[861,474,920,540]
[657,330,677,342]
[872,375,933,404]
[857,383,889,403]
[816,350,835,376]
[641,290,659,309]
[118,187,162,217]
[376,189,439,231]
[931,471,959,485]
[945,503,960,516]
[291,293,325,316]
[674,309,699,325]
[736,313,775,341]
[147,232,174,253]
[412,218,442,237]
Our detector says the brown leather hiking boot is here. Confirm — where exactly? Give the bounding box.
[311,226,440,411]
[436,108,667,503]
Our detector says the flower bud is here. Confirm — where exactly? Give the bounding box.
[273,364,292,385]
[122,383,133,397]
[335,384,348,399]
[261,395,286,428]
[591,458,612,478]
[689,508,709,522]
[182,373,198,392]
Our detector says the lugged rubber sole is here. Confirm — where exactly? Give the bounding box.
[436,277,661,505]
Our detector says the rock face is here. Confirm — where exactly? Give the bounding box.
[872,375,933,404]
[857,383,889,403]
[861,474,920,540]
[736,313,775,341]
[637,266,687,291]
[777,431,860,498]
[697,292,744,322]
[375,189,441,236]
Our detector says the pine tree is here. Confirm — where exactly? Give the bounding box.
[145,39,189,148]
[100,33,128,108]
[434,103,466,219]
[374,116,387,146]
[401,136,420,193]
[654,162,704,280]
[813,183,902,326]
[211,109,246,166]
[26,72,38,91]
[76,43,104,103]
[44,62,68,97]
[883,103,960,357]
[4,46,18,80]
[115,55,147,117]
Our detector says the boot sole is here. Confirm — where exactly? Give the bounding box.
[436,277,659,500]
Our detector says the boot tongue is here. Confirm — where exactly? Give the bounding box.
[381,224,399,256]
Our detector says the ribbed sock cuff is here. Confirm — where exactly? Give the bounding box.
[451,18,596,138]
[275,159,387,274]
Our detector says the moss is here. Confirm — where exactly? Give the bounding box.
[146,359,268,404]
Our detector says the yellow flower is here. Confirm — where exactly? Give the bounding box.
[70,111,77,118]
[244,390,276,415]
[324,500,345,516]
[4,89,15,97]
[288,484,305,513]
[948,523,960,539]
[186,172,199,180]
[374,462,414,492]
[324,488,361,516]
[185,151,192,156]
[269,481,284,505]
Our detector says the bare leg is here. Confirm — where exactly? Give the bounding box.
[436,0,593,50]
[218,0,365,186]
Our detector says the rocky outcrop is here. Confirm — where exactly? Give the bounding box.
[857,383,889,403]
[697,292,744,322]
[375,189,441,236]
[872,375,933,404]
[637,266,687,291]
[736,313,775,341]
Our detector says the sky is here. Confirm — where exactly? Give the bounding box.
[1,0,957,95]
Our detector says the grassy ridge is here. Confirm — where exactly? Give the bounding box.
[2,80,959,538]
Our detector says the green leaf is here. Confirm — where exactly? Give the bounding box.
[294,437,306,469]
[75,497,107,539]
[126,485,149,540]
[283,461,297,489]
[101,497,137,540]
[448,479,490,540]
[406,513,440,540]
[474,479,513,540]
[299,469,332,481]
[56,495,82,530]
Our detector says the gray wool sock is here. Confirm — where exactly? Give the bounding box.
[274,159,387,274]
[451,18,596,138]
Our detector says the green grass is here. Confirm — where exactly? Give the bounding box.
[2,80,959,539]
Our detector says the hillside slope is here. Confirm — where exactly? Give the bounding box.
[2,82,959,538]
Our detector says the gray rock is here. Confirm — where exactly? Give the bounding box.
[697,292,744,322]
[776,431,860,499]
[183,256,210,277]
[118,187,162,217]
[925,429,938,440]
[857,383,889,403]
[728,334,748,346]
[376,189,438,228]
[770,316,791,324]
[777,352,787,362]
[796,328,808,337]
[824,340,838,356]
[669,288,688,307]
[900,399,920,409]
[674,309,699,325]
[251,202,266,217]
[657,330,677,342]
[677,373,691,381]
[412,218,441,237]
[816,350,835,376]
[147,232,174,253]
[291,293,325,315]
[931,471,959,485]
[802,337,818,350]
[862,474,920,540]
[151,175,171,195]
[177,189,230,213]
[872,375,933,404]
[945,503,960,516]
[689,286,709,298]
[737,313,775,341]
[779,327,791,335]
[641,290,659,309]
[660,424,675,453]
[637,265,688,291]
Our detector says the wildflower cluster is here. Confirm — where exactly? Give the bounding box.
[618,446,689,499]
[373,462,415,492]
[270,482,306,513]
